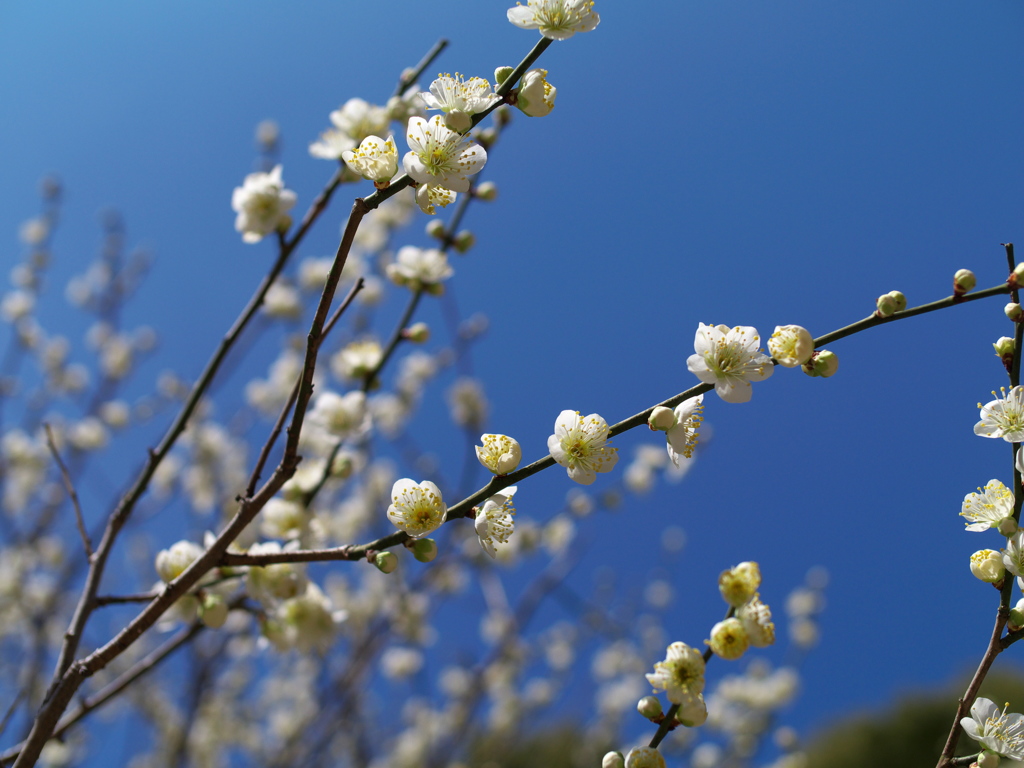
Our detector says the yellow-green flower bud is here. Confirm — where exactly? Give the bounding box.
[648,406,676,432]
[887,290,907,312]
[802,350,839,378]
[374,551,398,574]
[1012,263,1024,285]
[637,695,663,720]
[199,593,228,629]
[994,336,1015,358]
[970,549,1005,584]
[411,538,438,563]
[675,693,708,727]
[876,294,897,317]
[444,109,473,134]
[453,230,475,253]
[1008,603,1024,632]
[405,322,430,344]
[719,561,761,607]
[707,617,750,660]
[1006,303,1024,322]
[999,516,1019,537]
[978,750,1001,768]
[425,219,446,239]
[475,181,498,201]
[954,269,976,295]
[330,453,354,479]
[494,66,514,86]
[602,752,625,768]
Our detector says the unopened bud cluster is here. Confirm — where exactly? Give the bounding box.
[875,290,906,318]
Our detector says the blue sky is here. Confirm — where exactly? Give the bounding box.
[2,0,1024,759]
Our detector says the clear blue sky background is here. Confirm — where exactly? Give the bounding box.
[2,0,1024,759]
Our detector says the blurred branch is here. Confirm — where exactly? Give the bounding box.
[42,423,92,558]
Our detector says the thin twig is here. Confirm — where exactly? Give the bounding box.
[392,39,449,98]
[42,423,92,558]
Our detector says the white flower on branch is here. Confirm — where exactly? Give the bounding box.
[767,324,814,368]
[737,594,776,648]
[475,486,516,558]
[476,433,522,475]
[666,395,703,466]
[387,479,447,538]
[548,410,618,485]
[507,0,600,40]
[976,387,1024,442]
[341,134,398,185]
[415,183,457,215]
[514,68,556,117]
[687,323,774,404]
[307,390,368,439]
[448,378,489,429]
[422,72,498,119]
[385,245,453,290]
[645,641,705,705]
[231,165,297,244]
[960,697,1024,760]
[961,480,1016,533]
[623,746,665,768]
[331,338,383,381]
[403,115,487,193]
[155,540,204,583]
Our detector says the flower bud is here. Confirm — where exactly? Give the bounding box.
[970,549,1005,584]
[648,406,676,432]
[887,290,907,312]
[1006,303,1024,322]
[637,695,663,720]
[425,219,446,239]
[514,68,556,117]
[876,294,897,317]
[1014,263,1024,286]
[978,749,1002,768]
[475,181,498,201]
[494,66,514,86]
[802,349,839,378]
[330,453,354,479]
[374,551,398,574]
[999,516,1019,537]
[719,561,761,607]
[994,337,1015,359]
[1008,602,1024,632]
[476,127,498,149]
[707,617,750,660]
[443,109,473,134]
[405,322,430,344]
[954,269,976,295]
[199,593,228,629]
[410,538,438,563]
[675,693,708,727]
[624,747,666,768]
[453,230,475,253]
[602,752,625,768]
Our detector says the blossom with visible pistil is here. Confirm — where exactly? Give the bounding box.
[666,395,703,466]
[475,486,516,558]
[476,434,522,475]
[422,73,497,118]
[415,184,457,215]
[687,323,774,403]
[403,115,487,193]
[507,0,600,40]
[387,479,447,538]
[960,698,1024,760]
[976,387,1024,442]
[707,617,750,660]
[548,410,618,485]
[341,135,398,185]
[961,480,1015,532]
[645,641,705,705]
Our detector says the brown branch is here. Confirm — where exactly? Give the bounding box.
[42,423,92,558]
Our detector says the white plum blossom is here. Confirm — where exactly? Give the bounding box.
[976,387,1024,442]
[475,486,516,558]
[415,183,457,215]
[309,98,390,159]
[707,617,750,660]
[971,549,1006,583]
[331,339,383,381]
[403,115,487,193]
[263,582,344,654]
[155,540,204,583]
[385,245,453,289]
[1,291,34,322]
[737,595,776,647]
[260,497,308,541]
[1004,531,1024,578]
[767,325,814,368]
[960,698,1024,760]
[387,479,447,538]
[666,395,703,466]
[422,73,497,118]
[307,391,368,439]
[341,135,398,185]
[262,281,303,320]
[507,0,600,40]
[548,410,619,485]
[687,323,774,404]
[448,378,489,428]
[231,165,297,243]
[476,434,522,475]
[962,480,1016,532]
[645,641,705,705]
[514,68,556,117]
